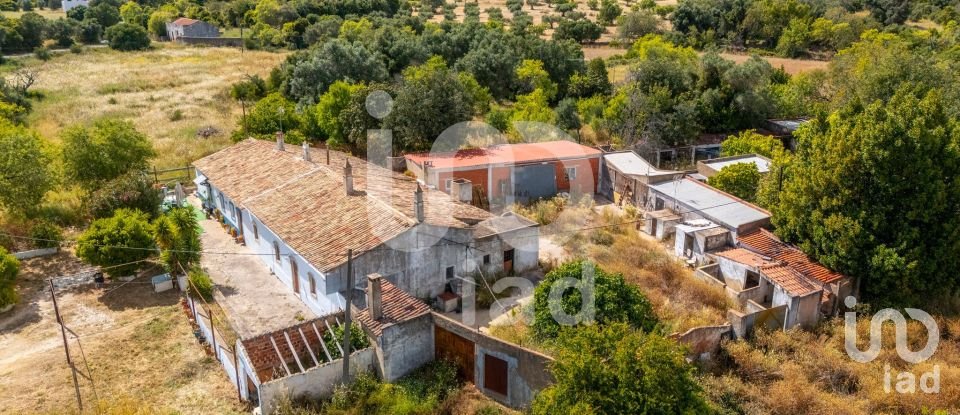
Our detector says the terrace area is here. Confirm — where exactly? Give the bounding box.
[192,197,316,340]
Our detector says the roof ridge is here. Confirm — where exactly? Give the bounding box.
[685,177,772,215]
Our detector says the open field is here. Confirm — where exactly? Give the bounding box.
[0,252,245,414]
[1,9,66,19]
[2,44,285,168]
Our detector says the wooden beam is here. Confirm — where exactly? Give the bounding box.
[283,331,305,373]
[298,327,319,367]
[269,336,291,377]
[324,319,344,357]
[313,322,332,363]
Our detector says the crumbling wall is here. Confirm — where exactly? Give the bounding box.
[258,348,375,415]
[375,313,435,382]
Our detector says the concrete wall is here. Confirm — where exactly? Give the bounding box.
[258,348,375,415]
[179,37,242,47]
[715,256,752,291]
[374,314,435,382]
[728,305,787,339]
[671,324,732,361]
[433,312,552,409]
[13,247,58,260]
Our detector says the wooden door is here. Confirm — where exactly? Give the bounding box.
[483,353,508,397]
[435,325,475,382]
[290,259,299,296]
[503,249,514,274]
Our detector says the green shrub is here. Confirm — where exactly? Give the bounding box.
[105,22,151,51]
[69,44,83,54]
[76,209,155,278]
[33,46,51,61]
[0,247,20,308]
[187,267,214,300]
[322,323,369,361]
[87,171,162,219]
[532,260,658,340]
[30,221,62,249]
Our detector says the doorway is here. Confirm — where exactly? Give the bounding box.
[290,259,299,296]
[503,249,515,274]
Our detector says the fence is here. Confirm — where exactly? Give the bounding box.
[153,165,194,186]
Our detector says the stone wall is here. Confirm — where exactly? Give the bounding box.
[671,324,732,361]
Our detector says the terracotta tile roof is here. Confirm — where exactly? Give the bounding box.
[172,17,199,26]
[404,140,601,170]
[759,264,821,297]
[194,139,497,272]
[356,278,430,337]
[738,228,846,284]
[713,248,771,268]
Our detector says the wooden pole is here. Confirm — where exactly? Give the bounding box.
[342,249,353,381]
[50,279,82,413]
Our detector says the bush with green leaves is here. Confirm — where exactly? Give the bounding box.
[61,119,155,188]
[154,207,202,273]
[708,162,762,202]
[30,221,62,249]
[76,208,156,278]
[532,260,657,339]
[0,247,19,308]
[0,120,54,217]
[87,171,162,219]
[531,323,708,414]
[105,22,150,51]
[187,267,214,300]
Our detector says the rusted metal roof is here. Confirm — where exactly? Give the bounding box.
[738,228,847,284]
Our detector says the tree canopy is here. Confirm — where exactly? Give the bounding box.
[76,208,156,278]
[532,260,657,340]
[0,247,18,308]
[0,120,52,217]
[531,323,709,415]
[61,119,155,188]
[708,162,762,202]
[770,87,960,307]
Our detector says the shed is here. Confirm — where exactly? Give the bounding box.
[599,151,683,207]
[647,178,770,236]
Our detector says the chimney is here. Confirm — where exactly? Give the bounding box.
[344,160,354,195]
[414,184,425,223]
[302,141,311,161]
[367,273,383,320]
[275,131,285,151]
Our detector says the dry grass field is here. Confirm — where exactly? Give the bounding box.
[5,44,285,168]
[0,252,246,415]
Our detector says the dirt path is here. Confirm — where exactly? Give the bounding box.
[0,252,244,414]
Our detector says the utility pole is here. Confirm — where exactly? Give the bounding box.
[342,249,353,382]
[50,279,82,413]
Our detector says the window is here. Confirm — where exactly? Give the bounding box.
[446,266,455,280]
[745,270,761,289]
[290,258,299,294]
[445,178,453,191]
[273,241,280,262]
[253,222,259,240]
[218,193,225,210]
[564,167,577,181]
[228,201,235,218]
[308,273,316,296]
[483,255,490,265]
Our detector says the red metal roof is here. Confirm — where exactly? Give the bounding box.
[404,140,601,170]
[738,228,847,284]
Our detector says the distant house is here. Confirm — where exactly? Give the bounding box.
[404,140,602,208]
[166,17,220,41]
[695,153,773,180]
[598,151,684,207]
[765,118,811,151]
[62,0,89,12]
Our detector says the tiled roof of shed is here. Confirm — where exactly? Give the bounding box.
[194,139,495,272]
[738,228,846,284]
[760,264,821,296]
[356,278,430,337]
[713,248,771,268]
[172,17,199,26]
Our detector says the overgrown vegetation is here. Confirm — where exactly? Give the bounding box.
[274,360,463,415]
[76,208,155,278]
[187,266,213,300]
[0,246,18,308]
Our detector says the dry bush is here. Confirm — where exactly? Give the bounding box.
[705,318,960,414]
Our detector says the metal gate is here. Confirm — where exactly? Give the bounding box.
[435,325,475,382]
[513,164,556,202]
